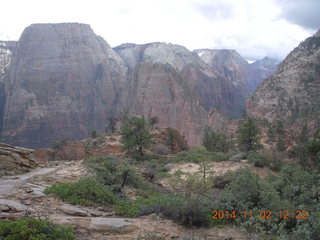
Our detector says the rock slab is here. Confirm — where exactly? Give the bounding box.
[51,216,139,234]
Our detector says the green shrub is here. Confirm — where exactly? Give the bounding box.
[114,199,140,217]
[44,177,114,206]
[212,171,236,189]
[84,156,146,191]
[247,151,282,171]
[170,147,231,164]
[0,218,75,240]
[160,196,212,228]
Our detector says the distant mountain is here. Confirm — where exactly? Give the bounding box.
[1,23,128,147]
[0,41,17,133]
[248,30,320,137]
[0,23,278,147]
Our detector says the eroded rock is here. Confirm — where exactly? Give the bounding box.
[51,216,139,234]
[0,143,37,176]
[59,205,89,217]
[0,199,34,214]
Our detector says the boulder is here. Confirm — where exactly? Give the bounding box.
[0,143,37,176]
[0,199,34,213]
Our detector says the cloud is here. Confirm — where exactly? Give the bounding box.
[276,0,320,30]
[0,0,315,61]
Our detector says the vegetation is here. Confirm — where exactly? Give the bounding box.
[44,177,114,206]
[0,218,75,240]
[43,116,320,239]
[106,116,118,134]
[166,127,178,152]
[201,128,230,153]
[120,116,152,160]
[247,151,282,171]
[91,130,98,138]
[292,131,320,168]
[52,139,68,150]
[237,117,263,154]
[84,156,144,192]
[170,146,232,163]
[148,116,159,130]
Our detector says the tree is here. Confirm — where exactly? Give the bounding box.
[106,116,118,134]
[120,116,152,160]
[238,118,263,154]
[275,121,286,152]
[91,130,98,138]
[198,159,213,193]
[167,128,178,153]
[305,134,320,168]
[201,128,229,153]
[148,116,159,130]
[299,124,309,144]
[84,156,138,192]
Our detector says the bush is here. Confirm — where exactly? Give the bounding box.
[170,147,231,164]
[121,194,212,228]
[84,156,146,191]
[247,151,282,171]
[212,171,236,189]
[160,196,212,228]
[44,177,114,206]
[153,144,170,155]
[0,218,75,240]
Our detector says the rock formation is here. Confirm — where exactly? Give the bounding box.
[1,23,127,148]
[0,23,277,148]
[0,41,17,133]
[248,30,320,137]
[0,142,37,176]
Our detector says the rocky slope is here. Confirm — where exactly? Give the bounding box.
[194,49,278,95]
[248,30,320,137]
[248,57,278,94]
[1,23,127,148]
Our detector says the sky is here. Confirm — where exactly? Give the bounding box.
[0,0,319,61]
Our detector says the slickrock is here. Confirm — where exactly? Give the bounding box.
[51,217,139,234]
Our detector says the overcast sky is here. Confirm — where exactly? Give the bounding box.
[0,0,319,60]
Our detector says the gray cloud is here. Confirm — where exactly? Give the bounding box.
[195,2,235,20]
[277,0,320,30]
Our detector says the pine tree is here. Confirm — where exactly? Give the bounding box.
[238,118,263,154]
[120,116,152,160]
[201,128,229,153]
[275,121,286,152]
[167,128,178,153]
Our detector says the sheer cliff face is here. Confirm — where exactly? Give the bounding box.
[115,43,252,119]
[115,43,213,145]
[0,41,17,133]
[248,31,320,135]
[1,23,127,148]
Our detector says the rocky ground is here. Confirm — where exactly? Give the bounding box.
[0,158,261,240]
